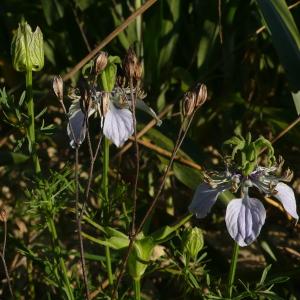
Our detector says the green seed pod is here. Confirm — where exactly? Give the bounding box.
[11,20,44,72]
[182,227,204,260]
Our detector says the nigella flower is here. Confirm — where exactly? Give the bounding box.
[189,163,298,247]
[67,86,161,148]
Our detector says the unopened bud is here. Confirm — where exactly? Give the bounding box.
[182,91,196,117]
[53,75,63,101]
[95,51,108,74]
[123,48,139,80]
[182,227,204,260]
[11,20,44,72]
[195,83,208,107]
[0,209,7,222]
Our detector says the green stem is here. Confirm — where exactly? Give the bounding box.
[102,137,113,285]
[48,218,74,300]
[133,278,141,300]
[227,241,239,299]
[26,69,41,173]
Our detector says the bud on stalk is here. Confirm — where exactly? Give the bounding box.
[182,227,204,260]
[53,75,64,101]
[95,51,108,74]
[11,20,44,72]
[195,83,208,108]
[182,91,197,117]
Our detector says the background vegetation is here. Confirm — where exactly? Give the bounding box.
[0,0,300,299]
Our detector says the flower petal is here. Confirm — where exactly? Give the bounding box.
[136,100,162,126]
[103,104,134,147]
[188,183,225,218]
[225,197,266,247]
[274,182,298,220]
[67,109,86,148]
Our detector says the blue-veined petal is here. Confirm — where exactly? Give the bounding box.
[274,182,298,220]
[188,183,229,218]
[225,196,266,247]
[103,103,134,147]
[67,100,95,148]
[136,100,162,126]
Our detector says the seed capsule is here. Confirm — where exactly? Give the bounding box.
[53,75,64,101]
[95,51,108,74]
[182,91,197,117]
[195,83,208,107]
[123,47,143,83]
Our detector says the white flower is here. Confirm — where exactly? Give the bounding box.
[189,166,298,247]
[67,86,161,148]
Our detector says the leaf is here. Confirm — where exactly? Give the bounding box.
[292,90,300,115]
[41,0,64,26]
[256,0,300,91]
[173,163,203,189]
[82,232,129,250]
[0,151,29,165]
[259,264,272,285]
[150,213,192,243]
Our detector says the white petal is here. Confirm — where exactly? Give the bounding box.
[274,182,298,220]
[67,109,86,148]
[103,104,134,147]
[225,197,266,247]
[188,183,224,218]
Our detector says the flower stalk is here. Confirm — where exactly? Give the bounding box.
[133,278,141,300]
[26,68,40,173]
[102,136,114,286]
[227,241,239,298]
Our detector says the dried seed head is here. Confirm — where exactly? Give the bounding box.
[182,91,197,117]
[101,92,110,116]
[0,209,7,222]
[53,75,63,101]
[123,48,140,81]
[195,83,208,107]
[95,51,108,74]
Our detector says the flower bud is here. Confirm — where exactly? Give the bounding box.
[53,75,64,101]
[182,91,197,117]
[11,20,44,72]
[182,227,204,260]
[195,83,208,107]
[95,51,108,74]
[0,209,7,222]
[123,48,141,81]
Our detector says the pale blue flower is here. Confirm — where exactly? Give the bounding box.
[67,87,161,148]
[189,166,298,247]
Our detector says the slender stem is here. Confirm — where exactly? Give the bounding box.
[105,244,114,285]
[75,147,90,300]
[26,69,40,173]
[227,242,239,299]
[133,278,141,300]
[130,77,139,236]
[102,137,114,285]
